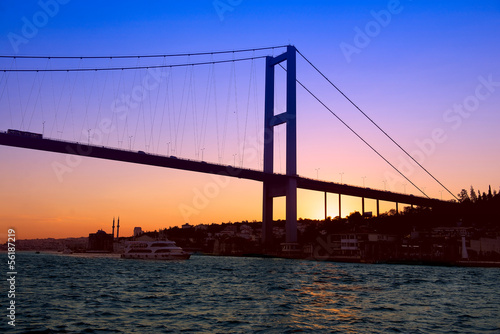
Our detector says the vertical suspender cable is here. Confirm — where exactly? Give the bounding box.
[232,57,241,167]
[0,59,14,128]
[62,58,82,140]
[27,59,49,131]
[80,67,97,143]
[51,62,68,138]
[241,57,254,167]
[19,62,38,130]
[93,59,110,144]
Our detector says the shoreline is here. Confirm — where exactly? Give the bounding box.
[12,250,500,268]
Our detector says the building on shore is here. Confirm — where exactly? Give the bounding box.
[134,227,143,237]
[88,230,114,252]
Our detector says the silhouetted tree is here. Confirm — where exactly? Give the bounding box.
[470,186,478,203]
[458,189,470,203]
[488,185,493,200]
[348,211,363,224]
[388,209,398,216]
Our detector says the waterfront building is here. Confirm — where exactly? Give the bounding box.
[88,230,114,252]
[134,227,143,237]
[469,236,500,259]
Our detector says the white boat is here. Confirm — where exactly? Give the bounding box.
[121,240,190,260]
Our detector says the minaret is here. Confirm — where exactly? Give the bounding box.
[112,217,115,239]
[117,217,120,239]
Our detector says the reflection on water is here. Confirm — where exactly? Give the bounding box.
[1,252,499,333]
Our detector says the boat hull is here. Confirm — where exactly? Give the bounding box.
[121,253,190,260]
[121,240,191,260]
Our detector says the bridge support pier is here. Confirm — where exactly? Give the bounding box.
[262,183,274,245]
[262,46,297,247]
[324,192,327,220]
[339,194,342,219]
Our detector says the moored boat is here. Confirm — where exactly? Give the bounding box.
[121,240,190,260]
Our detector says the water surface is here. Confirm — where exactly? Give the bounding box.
[2,252,499,333]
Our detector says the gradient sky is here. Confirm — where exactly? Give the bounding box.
[1,0,499,241]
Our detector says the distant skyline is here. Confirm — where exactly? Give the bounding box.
[1,0,499,241]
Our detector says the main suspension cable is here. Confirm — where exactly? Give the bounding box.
[0,45,288,60]
[1,55,268,72]
[278,63,429,198]
[296,48,457,201]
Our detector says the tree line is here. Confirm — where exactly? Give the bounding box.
[458,185,499,203]
[457,185,500,230]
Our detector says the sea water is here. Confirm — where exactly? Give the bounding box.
[1,252,499,333]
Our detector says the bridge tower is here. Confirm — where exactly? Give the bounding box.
[262,45,298,248]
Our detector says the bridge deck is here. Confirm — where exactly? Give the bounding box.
[0,132,455,208]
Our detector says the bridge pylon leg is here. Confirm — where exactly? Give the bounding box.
[339,194,342,219]
[262,46,297,248]
[262,183,274,246]
[324,192,328,221]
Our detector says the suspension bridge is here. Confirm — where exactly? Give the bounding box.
[0,45,457,249]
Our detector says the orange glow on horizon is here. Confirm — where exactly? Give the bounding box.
[1,147,409,242]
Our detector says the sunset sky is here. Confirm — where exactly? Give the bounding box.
[1,0,499,241]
